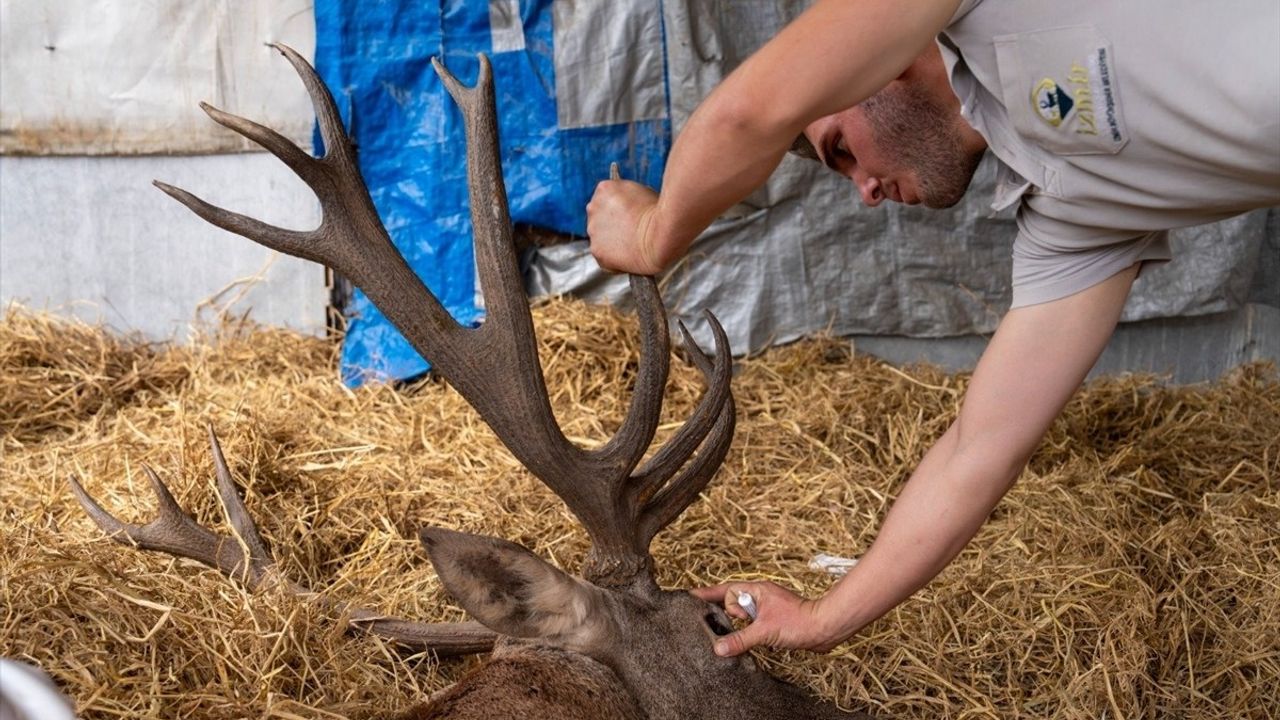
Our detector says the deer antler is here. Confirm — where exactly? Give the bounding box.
[69,426,497,656]
[153,45,735,587]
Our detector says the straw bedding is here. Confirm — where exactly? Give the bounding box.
[2,300,1277,719]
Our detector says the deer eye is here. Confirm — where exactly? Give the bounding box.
[704,613,733,636]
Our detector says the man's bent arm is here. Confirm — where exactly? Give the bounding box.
[704,265,1139,656]
[814,266,1141,641]
[587,0,960,274]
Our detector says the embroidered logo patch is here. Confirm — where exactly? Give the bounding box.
[1032,78,1074,127]
[1029,49,1123,142]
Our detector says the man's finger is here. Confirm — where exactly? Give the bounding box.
[690,584,730,603]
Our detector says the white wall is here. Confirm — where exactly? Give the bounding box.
[0,1,326,339]
[1,1,315,155]
[0,154,325,338]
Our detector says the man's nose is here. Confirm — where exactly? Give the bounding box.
[853,171,885,208]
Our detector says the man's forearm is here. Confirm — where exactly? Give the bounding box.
[642,0,961,268]
[812,266,1140,642]
[814,420,1027,638]
[646,106,794,266]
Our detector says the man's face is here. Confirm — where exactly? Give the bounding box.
[804,80,983,210]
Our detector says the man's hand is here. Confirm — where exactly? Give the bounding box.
[691,581,842,657]
[586,178,663,275]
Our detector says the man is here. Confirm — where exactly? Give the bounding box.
[585,0,1280,658]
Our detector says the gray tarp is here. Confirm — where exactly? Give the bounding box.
[526,1,1276,355]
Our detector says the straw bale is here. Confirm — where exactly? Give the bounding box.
[1,300,1277,719]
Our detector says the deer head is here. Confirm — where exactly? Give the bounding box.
[70,45,877,719]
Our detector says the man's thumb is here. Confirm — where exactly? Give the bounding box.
[714,624,763,657]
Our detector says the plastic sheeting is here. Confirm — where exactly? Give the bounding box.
[0,1,315,155]
[526,1,1278,357]
[314,0,670,385]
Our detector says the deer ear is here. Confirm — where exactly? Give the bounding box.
[418,527,613,650]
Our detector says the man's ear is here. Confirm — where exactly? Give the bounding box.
[788,132,821,161]
[418,527,613,650]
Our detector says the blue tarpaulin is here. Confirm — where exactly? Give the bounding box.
[312,1,670,385]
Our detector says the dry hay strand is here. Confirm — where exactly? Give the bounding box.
[2,299,1277,719]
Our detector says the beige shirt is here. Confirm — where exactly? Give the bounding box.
[938,0,1280,307]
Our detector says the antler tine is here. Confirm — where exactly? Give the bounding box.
[269,43,350,159]
[347,613,497,656]
[71,436,498,656]
[638,320,737,544]
[199,101,323,184]
[430,62,674,456]
[429,62,671,525]
[629,312,733,501]
[207,425,271,565]
[153,181,324,265]
[158,45,466,349]
[588,161,670,471]
[639,406,735,545]
[68,473,145,543]
[68,465,261,583]
[430,54,529,334]
[579,313,735,586]
[149,46,339,265]
[591,273,670,470]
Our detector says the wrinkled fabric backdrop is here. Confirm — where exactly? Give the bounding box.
[528,1,1276,356]
[315,0,1276,380]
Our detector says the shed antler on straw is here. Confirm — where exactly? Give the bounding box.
[70,425,497,655]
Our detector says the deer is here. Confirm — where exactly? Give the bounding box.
[69,44,878,720]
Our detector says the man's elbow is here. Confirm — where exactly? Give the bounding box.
[697,79,808,148]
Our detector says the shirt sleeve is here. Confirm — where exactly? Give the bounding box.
[947,0,985,24]
[1010,204,1173,308]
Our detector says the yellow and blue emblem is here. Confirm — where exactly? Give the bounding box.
[1031,78,1074,128]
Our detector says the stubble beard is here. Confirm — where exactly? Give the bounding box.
[861,83,983,209]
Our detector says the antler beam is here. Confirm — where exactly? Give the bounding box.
[155,45,735,587]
